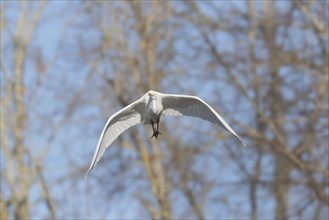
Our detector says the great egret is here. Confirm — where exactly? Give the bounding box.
[87,90,245,175]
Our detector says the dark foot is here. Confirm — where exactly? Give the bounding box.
[151,130,162,139]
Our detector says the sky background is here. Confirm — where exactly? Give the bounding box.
[1,0,328,219]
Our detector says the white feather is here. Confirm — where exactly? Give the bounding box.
[86,90,245,176]
[160,93,245,146]
[86,97,145,175]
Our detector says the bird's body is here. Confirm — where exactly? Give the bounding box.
[144,91,163,125]
[86,90,245,175]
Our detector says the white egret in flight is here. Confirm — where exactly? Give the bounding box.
[87,90,245,175]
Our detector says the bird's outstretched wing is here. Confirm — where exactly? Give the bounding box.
[161,94,245,146]
[86,98,145,176]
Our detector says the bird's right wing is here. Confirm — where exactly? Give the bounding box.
[161,94,245,145]
[86,98,145,176]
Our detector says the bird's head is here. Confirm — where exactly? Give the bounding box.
[148,90,156,97]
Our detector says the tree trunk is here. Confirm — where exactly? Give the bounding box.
[263,2,290,219]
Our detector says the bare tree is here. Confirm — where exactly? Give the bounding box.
[1,1,52,218]
[1,1,87,219]
[78,2,175,218]
[74,0,328,219]
[179,0,328,218]
[1,1,327,219]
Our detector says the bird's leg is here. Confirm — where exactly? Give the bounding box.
[156,118,161,138]
[151,119,161,139]
[150,119,157,139]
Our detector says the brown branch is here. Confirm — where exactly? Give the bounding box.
[293,0,326,34]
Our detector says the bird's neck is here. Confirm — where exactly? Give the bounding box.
[147,98,162,115]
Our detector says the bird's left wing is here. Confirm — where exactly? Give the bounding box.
[161,94,245,146]
[86,98,145,176]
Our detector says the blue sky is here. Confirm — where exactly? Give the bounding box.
[2,1,328,219]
